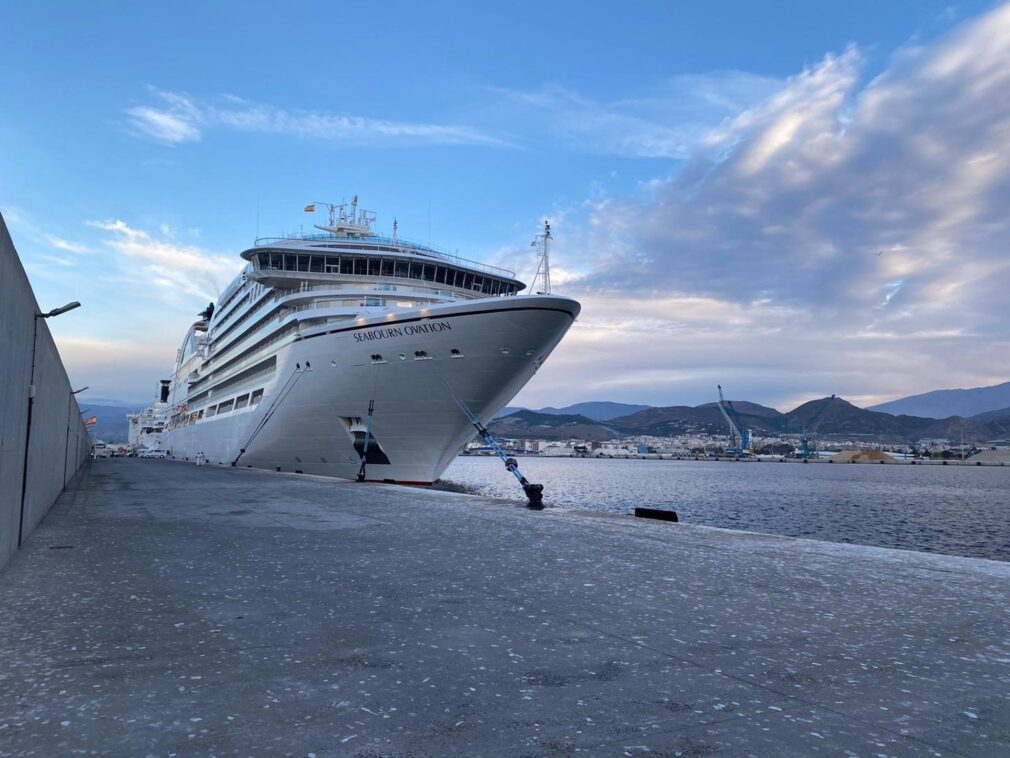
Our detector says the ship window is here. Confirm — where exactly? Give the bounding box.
[396,301,413,307]
[380,258,394,276]
[296,255,310,272]
[250,389,264,405]
[363,297,385,307]
[409,262,423,279]
[368,258,381,276]
[270,253,283,270]
[257,253,270,269]
[310,255,325,273]
[217,399,234,414]
[206,405,217,417]
[395,259,410,278]
[234,394,250,410]
[471,275,483,291]
[283,254,298,271]
[462,272,473,290]
[423,264,436,281]
[340,257,353,275]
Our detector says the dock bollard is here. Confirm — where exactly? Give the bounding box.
[523,483,545,510]
[634,507,679,522]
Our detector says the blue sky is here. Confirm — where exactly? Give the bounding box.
[3,1,1008,410]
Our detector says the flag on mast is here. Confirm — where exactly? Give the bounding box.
[303,204,315,212]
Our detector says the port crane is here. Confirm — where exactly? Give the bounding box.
[716,384,750,456]
[799,394,837,459]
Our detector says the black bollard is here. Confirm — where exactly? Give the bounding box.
[635,507,678,522]
[523,482,545,510]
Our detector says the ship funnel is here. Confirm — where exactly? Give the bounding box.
[159,379,171,403]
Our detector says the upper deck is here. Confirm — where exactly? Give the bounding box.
[248,233,517,280]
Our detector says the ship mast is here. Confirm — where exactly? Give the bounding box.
[307,196,376,237]
[531,220,552,295]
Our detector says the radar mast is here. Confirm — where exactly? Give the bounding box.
[531,220,552,295]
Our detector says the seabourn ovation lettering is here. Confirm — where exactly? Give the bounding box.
[353,321,453,342]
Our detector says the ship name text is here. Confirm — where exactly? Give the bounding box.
[353,321,453,342]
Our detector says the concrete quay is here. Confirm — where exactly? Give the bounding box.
[1,460,1009,757]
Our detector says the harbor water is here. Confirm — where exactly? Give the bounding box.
[442,457,1010,562]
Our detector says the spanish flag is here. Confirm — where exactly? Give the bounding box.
[304,204,315,213]
[84,416,97,427]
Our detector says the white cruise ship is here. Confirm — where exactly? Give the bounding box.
[127,380,171,451]
[161,198,580,484]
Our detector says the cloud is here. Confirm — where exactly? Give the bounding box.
[515,3,1010,409]
[125,88,504,147]
[46,235,91,254]
[126,90,202,145]
[488,72,783,158]
[56,335,181,404]
[86,218,242,302]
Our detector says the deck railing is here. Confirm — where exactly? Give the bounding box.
[253,233,516,278]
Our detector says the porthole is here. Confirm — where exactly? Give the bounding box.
[450,348,463,358]
[500,348,511,355]
[398,353,407,361]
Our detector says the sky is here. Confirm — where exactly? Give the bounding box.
[3,0,1009,411]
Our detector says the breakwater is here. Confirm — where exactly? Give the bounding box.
[0,210,91,572]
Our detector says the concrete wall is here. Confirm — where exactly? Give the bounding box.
[1,210,90,572]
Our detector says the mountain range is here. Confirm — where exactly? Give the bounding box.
[489,397,1010,444]
[868,381,1010,419]
[496,401,650,421]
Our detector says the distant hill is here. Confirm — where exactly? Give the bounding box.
[613,401,783,437]
[537,402,651,421]
[488,410,619,442]
[869,381,1010,419]
[781,397,933,441]
[494,401,652,421]
[494,406,525,418]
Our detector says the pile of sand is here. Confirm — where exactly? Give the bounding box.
[967,449,1010,463]
[831,450,896,463]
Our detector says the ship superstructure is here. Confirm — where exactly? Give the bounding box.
[161,198,580,483]
[127,380,171,451]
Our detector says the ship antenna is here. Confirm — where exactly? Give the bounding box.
[392,218,398,244]
[531,219,553,295]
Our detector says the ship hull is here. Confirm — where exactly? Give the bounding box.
[164,296,578,484]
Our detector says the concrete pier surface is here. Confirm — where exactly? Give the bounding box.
[1,460,1008,757]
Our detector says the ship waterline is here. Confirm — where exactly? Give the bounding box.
[157,199,579,483]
